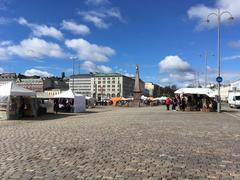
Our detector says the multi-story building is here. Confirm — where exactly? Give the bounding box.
[69,73,145,100]
[69,74,92,97]
[0,73,17,86]
[16,78,52,92]
[16,76,68,92]
[145,82,161,97]
[231,79,240,91]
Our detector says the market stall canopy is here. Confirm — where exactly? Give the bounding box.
[155,96,167,101]
[54,89,84,99]
[0,81,36,99]
[54,89,85,113]
[111,97,128,106]
[174,88,216,97]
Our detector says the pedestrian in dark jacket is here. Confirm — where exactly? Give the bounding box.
[172,97,177,110]
[54,100,59,114]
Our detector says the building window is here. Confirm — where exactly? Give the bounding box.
[112,81,115,83]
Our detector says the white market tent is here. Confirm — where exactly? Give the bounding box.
[155,96,167,101]
[54,89,86,113]
[0,82,37,120]
[174,88,216,98]
[0,81,36,101]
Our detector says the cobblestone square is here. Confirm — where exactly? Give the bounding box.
[0,106,240,179]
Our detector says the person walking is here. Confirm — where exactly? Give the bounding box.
[181,96,186,111]
[165,97,171,111]
[172,97,177,111]
[54,100,59,114]
[176,95,181,111]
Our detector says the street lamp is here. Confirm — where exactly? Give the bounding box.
[200,51,214,87]
[70,56,78,92]
[206,8,234,113]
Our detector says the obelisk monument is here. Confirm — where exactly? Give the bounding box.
[132,64,142,107]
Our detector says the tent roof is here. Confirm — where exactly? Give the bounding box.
[174,88,216,97]
[0,81,36,97]
[54,89,84,99]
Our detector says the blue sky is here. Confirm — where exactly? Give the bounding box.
[0,0,240,87]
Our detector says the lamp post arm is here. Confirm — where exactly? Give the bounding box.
[220,11,233,17]
[207,13,218,21]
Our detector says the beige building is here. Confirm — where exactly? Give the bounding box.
[145,82,161,97]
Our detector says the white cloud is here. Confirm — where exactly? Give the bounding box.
[169,72,195,82]
[159,55,196,86]
[81,61,112,73]
[0,40,12,46]
[0,47,9,59]
[160,78,169,83]
[17,17,63,40]
[81,13,109,29]
[228,40,240,48]
[24,69,53,77]
[159,55,192,72]
[85,0,110,6]
[78,8,123,29]
[6,38,66,59]
[223,55,240,60]
[188,0,238,30]
[65,38,115,62]
[61,20,90,35]
[122,72,134,77]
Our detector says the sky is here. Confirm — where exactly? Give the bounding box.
[0,0,240,87]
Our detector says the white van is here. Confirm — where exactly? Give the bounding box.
[228,91,240,108]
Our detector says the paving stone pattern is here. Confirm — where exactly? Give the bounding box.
[0,106,240,179]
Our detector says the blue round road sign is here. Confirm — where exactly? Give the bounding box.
[216,76,223,83]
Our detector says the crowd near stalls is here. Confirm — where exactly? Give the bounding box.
[54,89,86,113]
[171,88,217,112]
[0,82,37,120]
[85,96,96,108]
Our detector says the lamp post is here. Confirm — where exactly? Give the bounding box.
[206,8,234,113]
[70,56,78,92]
[200,51,214,87]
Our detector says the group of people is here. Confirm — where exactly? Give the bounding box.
[165,95,186,111]
[165,94,217,112]
[54,99,74,114]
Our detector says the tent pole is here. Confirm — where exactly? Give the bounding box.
[6,96,11,120]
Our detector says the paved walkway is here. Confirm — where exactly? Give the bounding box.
[0,106,240,179]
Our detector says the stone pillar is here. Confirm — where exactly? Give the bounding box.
[132,64,142,107]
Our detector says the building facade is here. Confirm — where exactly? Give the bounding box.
[69,74,92,97]
[231,80,240,91]
[0,73,17,86]
[16,77,67,92]
[145,82,161,97]
[69,73,145,100]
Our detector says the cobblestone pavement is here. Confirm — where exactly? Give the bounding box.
[1,106,240,179]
